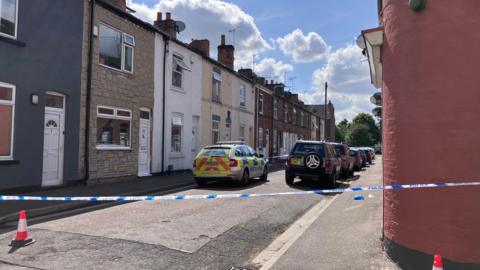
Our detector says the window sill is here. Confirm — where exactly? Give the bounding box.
[0,159,20,165]
[212,99,222,104]
[96,145,132,151]
[169,153,185,159]
[171,86,186,94]
[0,35,26,47]
[99,63,133,76]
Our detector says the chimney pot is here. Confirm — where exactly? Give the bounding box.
[166,12,171,20]
[221,34,226,45]
[157,12,162,21]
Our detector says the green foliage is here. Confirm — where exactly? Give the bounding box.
[346,124,373,146]
[336,113,381,146]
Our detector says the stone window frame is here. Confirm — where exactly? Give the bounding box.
[171,113,183,153]
[0,81,15,160]
[0,0,19,40]
[239,84,246,108]
[258,93,264,115]
[98,23,135,74]
[96,105,132,151]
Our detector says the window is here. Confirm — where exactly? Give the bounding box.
[239,124,245,142]
[99,24,135,72]
[0,82,14,160]
[0,0,17,38]
[240,84,246,107]
[301,112,304,127]
[273,98,278,119]
[293,107,297,125]
[258,128,264,148]
[258,94,264,115]
[96,106,131,149]
[172,54,192,88]
[212,68,221,102]
[171,114,183,153]
[212,119,220,144]
[273,130,278,154]
[45,94,64,109]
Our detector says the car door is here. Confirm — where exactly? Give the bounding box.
[248,146,261,177]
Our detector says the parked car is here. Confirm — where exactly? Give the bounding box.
[193,141,268,186]
[285,140,341,188]
[332,143,354,178]
[361,149,372,164]
[374,146,382,154]
[353,148,368,167]
[349,149,363,171]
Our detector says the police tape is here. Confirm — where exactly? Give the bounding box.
[1,181,479,202]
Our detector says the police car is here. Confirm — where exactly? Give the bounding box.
[193,141,268,186]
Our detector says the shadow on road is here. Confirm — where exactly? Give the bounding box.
[195,178,269,192]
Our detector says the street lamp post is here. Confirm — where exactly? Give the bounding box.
[324,82,328,141]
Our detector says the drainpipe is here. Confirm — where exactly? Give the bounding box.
[161,36,169,174]
[254,86,258,150]
[84,0,96,182]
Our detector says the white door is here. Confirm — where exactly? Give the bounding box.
[265,129,270,159]
[42,109,64,186]
[138,111,151,177]
[191,116,200,160]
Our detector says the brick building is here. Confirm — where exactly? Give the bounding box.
[306,102,335,142]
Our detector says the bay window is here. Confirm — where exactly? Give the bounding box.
[0,0,18,38]
[0,82,14,160]
[96,106,131,150]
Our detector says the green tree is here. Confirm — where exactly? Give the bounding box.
[345,123,373,146]
[351,113,380,145]
[335,119,350,143]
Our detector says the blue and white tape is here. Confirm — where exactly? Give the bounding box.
[0,181,479,202]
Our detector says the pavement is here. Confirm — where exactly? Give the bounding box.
[0,158,398,269]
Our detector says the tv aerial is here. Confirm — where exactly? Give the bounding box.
[174,20,186,33]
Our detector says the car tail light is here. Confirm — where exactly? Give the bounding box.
[324,159,332,169]
[229,159,238,167]
[286,156,291,167]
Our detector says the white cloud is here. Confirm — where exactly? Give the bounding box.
[276,29,330,63]
[128,0,273,69]
[300,44,377,121]
[254,58,293,83]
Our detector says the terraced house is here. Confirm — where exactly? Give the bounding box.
[0,0,85,190]
[199,35,255,147]
[81,0,157,181]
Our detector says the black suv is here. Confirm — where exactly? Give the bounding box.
[285,141,341,188]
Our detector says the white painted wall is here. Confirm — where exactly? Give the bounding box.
[152,33,165,173]
[230,76,255,145]
[163,41,203,171]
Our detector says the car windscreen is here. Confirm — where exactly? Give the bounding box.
[349,150,356,156]
[334,145,345,155]
[292,143,325,157]
[198,147,230,157]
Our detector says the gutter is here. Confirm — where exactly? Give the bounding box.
[161,36,169,173]
[84,0,96,182]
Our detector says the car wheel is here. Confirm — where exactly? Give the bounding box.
[327,171,336,188]
[240,169,249,186]
[195,178,208,187]
[260,167,268,181]
[285,173,295,185]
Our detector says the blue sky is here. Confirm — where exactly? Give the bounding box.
[129,0,379,121]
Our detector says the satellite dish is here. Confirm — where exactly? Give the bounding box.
[174,20,186,33]
[356,34,366,50]
[370,92,382,106]
[372,107,382,118]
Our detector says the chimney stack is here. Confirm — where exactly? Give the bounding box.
[189,39,210,57]
[217,34,235,69]
[110,0,126,12]
[154,11,177,39]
